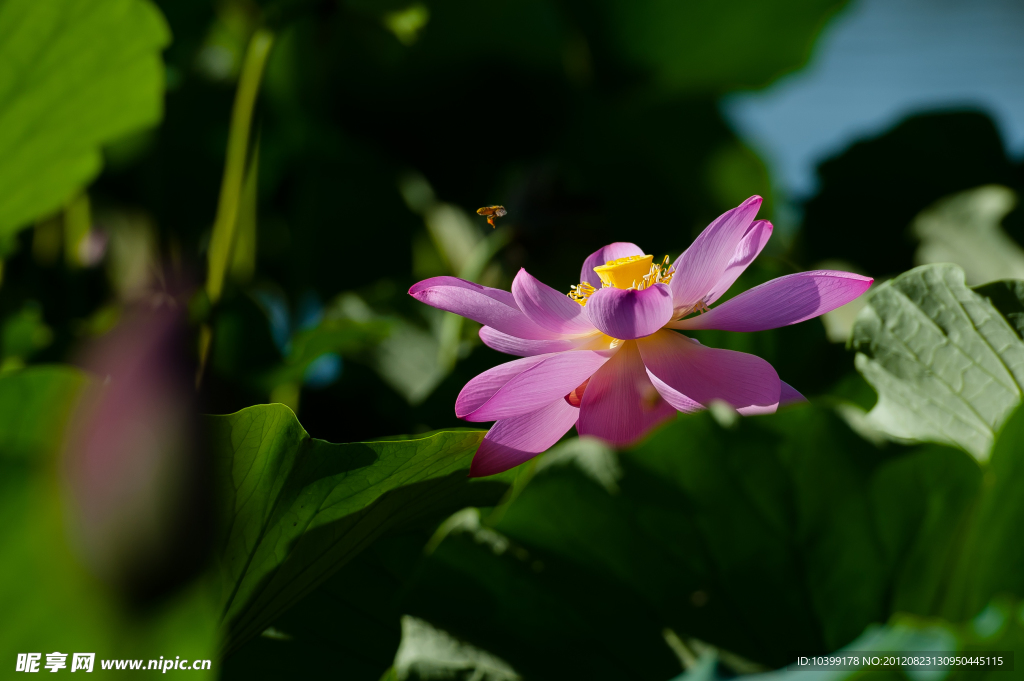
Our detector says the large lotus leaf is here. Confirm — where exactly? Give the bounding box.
[384,405,979,677]
[217,405,986,679]
[223,531,523,681]
[0,0,169,237]
[870,445,982,616]
[220,534,417,680]
[252,509,683,681]
[211,404,508,652]
[974,279,1024,338]
[942,404,1024,621]
[851,264,1024,460]
[0,367,219,673]
[406,509,685,681]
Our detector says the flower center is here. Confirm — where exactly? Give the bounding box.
[593,254,654,289]
[568,254,674,305]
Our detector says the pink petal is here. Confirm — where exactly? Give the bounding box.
[579,242,645,288]
[637,330,780,415]
[456,354,549,418]
[669,196,762,310]
[780,381,806,405]
[479,326,598,357]
[409,276,558,340]
[511,268,595,335]
[645,372,704,414]
[671,270,873,332]
[463,349,615,422]
[585,283,674,340]
[469,399,579,477]
[705,220,773,305]
[577,341,677,446]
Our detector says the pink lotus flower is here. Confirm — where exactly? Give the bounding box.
[410,196,872,477]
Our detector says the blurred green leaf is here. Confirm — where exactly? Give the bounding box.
[0,0,170,238]
[1,302,52,368]
[327,224,509,406]
[601,0,848,92]
[382,4,429,47]
[287,318,388,366]
[705,140,773,214]
[0,365,84,459]
[392,615,520,681]
[397,184,511,404]
[0,367,219,674]
[212,404,508,652]
[802,112,1021,277]
[851,264,1024,460]
[260,316,391,389]
[62,192,91,268]
[911,185,1024,286]
[396,0,564,71]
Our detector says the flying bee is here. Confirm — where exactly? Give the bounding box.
[476,205,507,228]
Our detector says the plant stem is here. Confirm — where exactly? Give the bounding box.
[206,28,274,305]
[198,28,274,388]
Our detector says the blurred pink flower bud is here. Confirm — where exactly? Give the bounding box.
[63,303,212,601]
